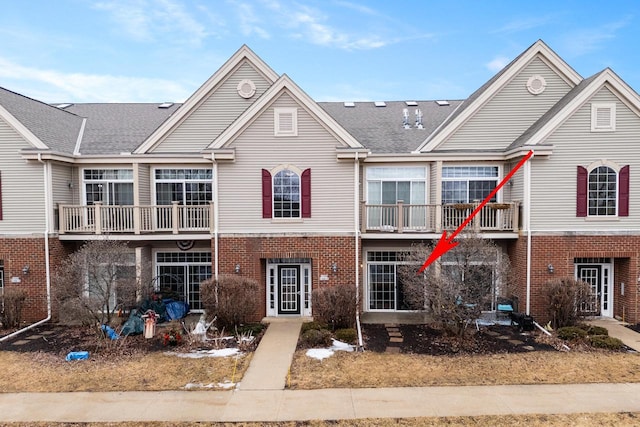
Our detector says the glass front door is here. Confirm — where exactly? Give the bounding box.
[278,265,300,314]
[576,263,612,317]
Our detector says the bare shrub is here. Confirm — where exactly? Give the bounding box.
[53,240,143,327]
[1,288,27,328]
[312,283,356,330]
[546,277,594,329]
[398,233,514,339]
[200,275,260,329]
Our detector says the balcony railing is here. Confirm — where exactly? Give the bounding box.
[362,201,519,234]
[58,201,214,235]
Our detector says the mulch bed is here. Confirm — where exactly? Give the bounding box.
[362,323,556,355]
[626,323,640,333]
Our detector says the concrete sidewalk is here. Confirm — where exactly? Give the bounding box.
[587,317,640,351]
[1,383,640,422]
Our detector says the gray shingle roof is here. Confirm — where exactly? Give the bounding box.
[64,103,182,155]
[319,100,463,153]
[0,86,83,153]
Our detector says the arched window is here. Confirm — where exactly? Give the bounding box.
[273,169,300,218]
[588,166,617,216]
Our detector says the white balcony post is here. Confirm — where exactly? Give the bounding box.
[397,200,404,233]
[361,201,367,233]
[473,200,480,232]
[58,204,66,234]
[435,204,442,232]
[94,202,102,235]
[512,201,520,231]
[172,201,180,234]
[209,201,215,233]
[133,205,141,234]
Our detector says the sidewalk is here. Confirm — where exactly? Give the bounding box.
[587,317,640,351]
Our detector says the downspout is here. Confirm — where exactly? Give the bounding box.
[1,153,51,341]
[525,151,534,315]
[354,152,364,350]
[212,155,219,280]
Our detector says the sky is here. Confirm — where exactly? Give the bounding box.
[1,0,639,104]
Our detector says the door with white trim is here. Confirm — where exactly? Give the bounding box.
[267,262,311,317]
[576,263,613,317]
[278,265,300,315]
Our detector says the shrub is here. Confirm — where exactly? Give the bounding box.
[312,284,356,330]
[299,329,332,348]
[545,277,594,329]
[1,288,27,328]
[235,323,265,336]
[301,321,327,334]
[200,275,260,329]
[335,328,357,344]
[557,326,587,340]
[588,335,624,350]
[586,325,608,336]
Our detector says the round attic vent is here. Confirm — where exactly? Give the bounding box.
[237,79,256,99]
[526,75,547,95]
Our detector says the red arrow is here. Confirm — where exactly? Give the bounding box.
[417,150,533,274]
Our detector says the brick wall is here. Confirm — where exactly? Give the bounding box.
[509,235,640,324]
[216,235,358,320]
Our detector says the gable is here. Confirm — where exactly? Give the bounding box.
[148,61,273,153]
[436,56,574,151]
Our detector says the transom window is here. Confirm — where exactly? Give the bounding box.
[155,169,212,205]
[273,169,300,218]
[442,166,499,204]
[588,166,617,216]
[83,169,133,206]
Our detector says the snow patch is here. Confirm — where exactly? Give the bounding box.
[184,380,236,390]
[166,348,241,358]
[305,339,355,360]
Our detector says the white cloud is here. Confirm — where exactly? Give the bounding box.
[236,3,271,39]
[0,57,189,102]
[492,16,551,34]
[486,56,510,72]
[560,17,631,57]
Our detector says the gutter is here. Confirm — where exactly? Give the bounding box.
[354,152,364,350]
[1,153,52,341]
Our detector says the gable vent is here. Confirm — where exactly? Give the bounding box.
[343,102,355,107]
[435,100,450,106]
[158,102,174,108]
[374,101,386,107]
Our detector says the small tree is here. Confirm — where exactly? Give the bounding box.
[312,283,356,330]
[53,240,141,326]
[200,274,260,329]
[545,277,594,329]
[0,288,27,329]
[398,233,514,338]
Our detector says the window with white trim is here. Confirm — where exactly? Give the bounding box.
[588,166,617,216]
[273,169,300,218]
[155,169,213,205]
[366,251,412,311]
[441,166,498,204]
[83,169,133,206]
[591,103,616,132]
[274,108,298,136]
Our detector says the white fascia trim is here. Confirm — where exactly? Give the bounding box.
[525,69,640,146]
[134,45,280,154]
[364,152,509,162]
[0,104,49,149]
[208,74,364,150]
[416,41,583,153]
[73,118,87,155]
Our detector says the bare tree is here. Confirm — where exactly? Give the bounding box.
[398,233,514,338]
[545,277,595,329]
[200,274,260,329]
[53,240,143,326]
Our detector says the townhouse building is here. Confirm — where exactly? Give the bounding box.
[1,40,638,326]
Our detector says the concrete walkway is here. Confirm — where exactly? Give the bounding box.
[1,317,640,422]
[587,317,640,351]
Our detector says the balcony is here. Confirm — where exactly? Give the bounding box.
[362,201,519,234]
[58,201,214,235]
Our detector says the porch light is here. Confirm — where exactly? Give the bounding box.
[547,264,554,274]
[22,265,29,275]
[235,264,241,274]
[331,262,338,273]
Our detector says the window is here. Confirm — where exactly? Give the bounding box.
[274,108,298,136]
[591,103,616,132]
[366,251,412,311]
[577,164,629,217]
[442,166,499,204]
[83,169,133,205]
[155,252,212,310]
[155,169,213,205]
[86,253,135,312]
[366,167,426,229]
[262,167,311,219]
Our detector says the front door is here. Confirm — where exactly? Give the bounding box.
[576,263,612,317]
[278,265,301,315]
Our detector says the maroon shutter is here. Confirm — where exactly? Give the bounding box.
[619,165,630,217]
[261,169,272,218]
[577,166,587,217]
[301,168,311,218]
[0,172,3,220]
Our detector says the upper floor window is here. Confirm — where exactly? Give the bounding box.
[442,166,499,204]
[591,103,616,132]
[155,169,212,206]
[84,169,133,206]
[274,108,298,136]
[366,167,426,205]
[262,167,311,219]
[577,163,629,217]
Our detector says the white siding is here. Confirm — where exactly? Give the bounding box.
[51,163,74,205]
[439,57,573,150]
[153,62,272,153]
[217,93,355,233]
[0,119,46,233]
[531,87,640,231]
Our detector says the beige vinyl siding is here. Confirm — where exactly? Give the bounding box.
[430,161,439,204]
[530,87,640,231]
[152,62,272,153]
[137,164,151,205]
[0,119,46,233]
[51,163,74,205]
[217,92,355,233]
[439,57,573,150]
[506,160,524,203]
